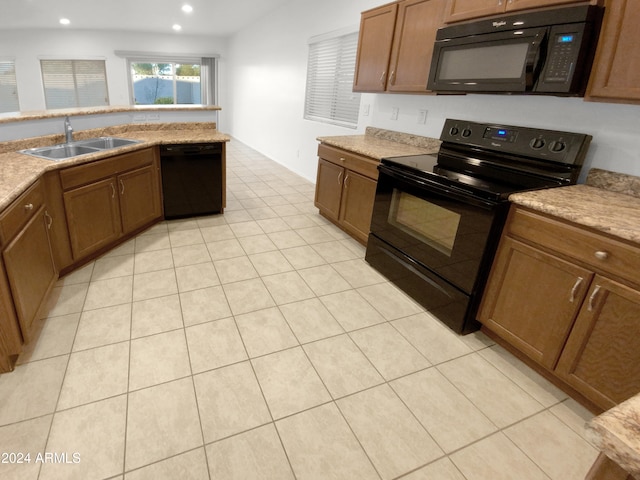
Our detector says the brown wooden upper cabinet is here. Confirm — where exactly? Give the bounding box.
[444,0,582,23]
[353,0,446,93]
[586,0,640,103]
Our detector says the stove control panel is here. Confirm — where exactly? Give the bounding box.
[441,118,591,166]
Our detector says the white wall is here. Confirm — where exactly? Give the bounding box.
[0,28,228,138]
[227,0,640,183]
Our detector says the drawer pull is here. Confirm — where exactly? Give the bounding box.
[594,250,609,260]
[569,276,584,303]
[339,157,345,162]
[44,211,53,230]
[337,171,343,186]
[24,203,34,211]
[588,285,602,312]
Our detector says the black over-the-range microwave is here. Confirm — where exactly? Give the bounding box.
[427,4,604,96]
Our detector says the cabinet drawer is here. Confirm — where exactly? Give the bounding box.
[318,144,379,180]
[60,148,155,190]
[0,179,45,244]
[507,207,640,285]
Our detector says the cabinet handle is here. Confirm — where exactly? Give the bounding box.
[24,203,34,211]
[44,210,53,229]
[111,183,116,198]
[344,174,350,189]
[380,71,386,86]
[338,171,343,186]
[588,285,602,312]
[339,157,345,163]
[594,250,609,260]
[569,276,584,303]
[120,179,125,195]
[389,70,396,86]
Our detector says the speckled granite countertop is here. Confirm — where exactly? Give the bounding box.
[317,127,441,159]
[509,169,640,244]
[587,394,640,479]
[0,122,229,211]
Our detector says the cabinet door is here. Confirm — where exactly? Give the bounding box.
[353,3,398,92]
[555,276,640,410]
[586,0,640,102]
[444,0,505,23]
[506,0,580,12]
[3,208,57,343]
[64,177,121,260]
[339,171,377,244]
[118,165,162,235]
[478,237,592,369]
[388,0,447,92]
[0,257,22,372]
[315,158,345,221]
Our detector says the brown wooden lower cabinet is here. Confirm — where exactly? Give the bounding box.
[314,144,379,244]
[479,205,640,412]
[585,453,635,480]
[0,257,22,372]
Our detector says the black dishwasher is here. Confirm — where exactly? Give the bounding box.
[159,143,223,219]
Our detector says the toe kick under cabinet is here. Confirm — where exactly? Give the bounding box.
[314,144,379,244]
[478,205,640,412]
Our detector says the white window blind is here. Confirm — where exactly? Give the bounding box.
[0,60,19,113]
[304,31,361,129]
[41,59,109,109]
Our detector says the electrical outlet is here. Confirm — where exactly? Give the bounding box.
[417,109,428,124]
[391,107,399,121]
[362,104,370,116]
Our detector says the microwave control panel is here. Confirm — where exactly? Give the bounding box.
[537,23,589,92]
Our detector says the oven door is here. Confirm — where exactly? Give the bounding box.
[369,164,504,295]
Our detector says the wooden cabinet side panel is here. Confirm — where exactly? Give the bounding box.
[354,4,398,92]
[556,276,640,409]
[64,178,122,260]
[0,258,22,371]
[3,209,57,343]
[388,0,447,92]
[315,158,344,221]
[587,0,640,102]
[43,172,74,271]
[118,165,162,234]
[339,171,377,244]
[479,236,592,369]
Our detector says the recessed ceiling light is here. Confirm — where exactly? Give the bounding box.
[182,5,193,13]
[172,24,182,31]
[59,18,71,25]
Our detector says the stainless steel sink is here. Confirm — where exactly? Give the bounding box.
[19,137,141,161]
[74,137,140,149]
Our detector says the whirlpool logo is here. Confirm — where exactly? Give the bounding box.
[493,21,507,27]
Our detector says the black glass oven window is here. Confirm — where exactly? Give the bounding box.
[440,42,530,80]
[388,189,461,257]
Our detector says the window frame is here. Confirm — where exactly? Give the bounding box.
[120,53,217,106]
[40,58,110,110]
[0,58,20,113]
[304,28,361,129]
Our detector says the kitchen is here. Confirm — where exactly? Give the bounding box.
[1,0,639,479]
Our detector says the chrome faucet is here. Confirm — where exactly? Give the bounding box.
[64,116,74,143]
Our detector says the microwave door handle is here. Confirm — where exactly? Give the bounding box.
[525,31,547,90]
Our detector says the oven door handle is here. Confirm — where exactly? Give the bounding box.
[378,164,498,209]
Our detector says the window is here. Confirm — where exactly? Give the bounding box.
[304,31,361,129]
[40,59,109,109]
[126,57,216,105]
[0,60,19,113]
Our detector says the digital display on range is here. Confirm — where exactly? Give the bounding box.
[484,127,518,142]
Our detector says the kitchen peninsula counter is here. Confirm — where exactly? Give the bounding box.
[317,126,441,159]
[0,122,230,211]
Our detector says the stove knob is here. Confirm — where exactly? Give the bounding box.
[461,128,472,138]
[449,127,459,136]
[549,140,566,153]
[529,138,546,149]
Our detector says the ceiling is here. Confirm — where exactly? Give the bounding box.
[0,0,296,36]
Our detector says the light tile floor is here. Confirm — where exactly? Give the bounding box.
[0,140,598,480]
